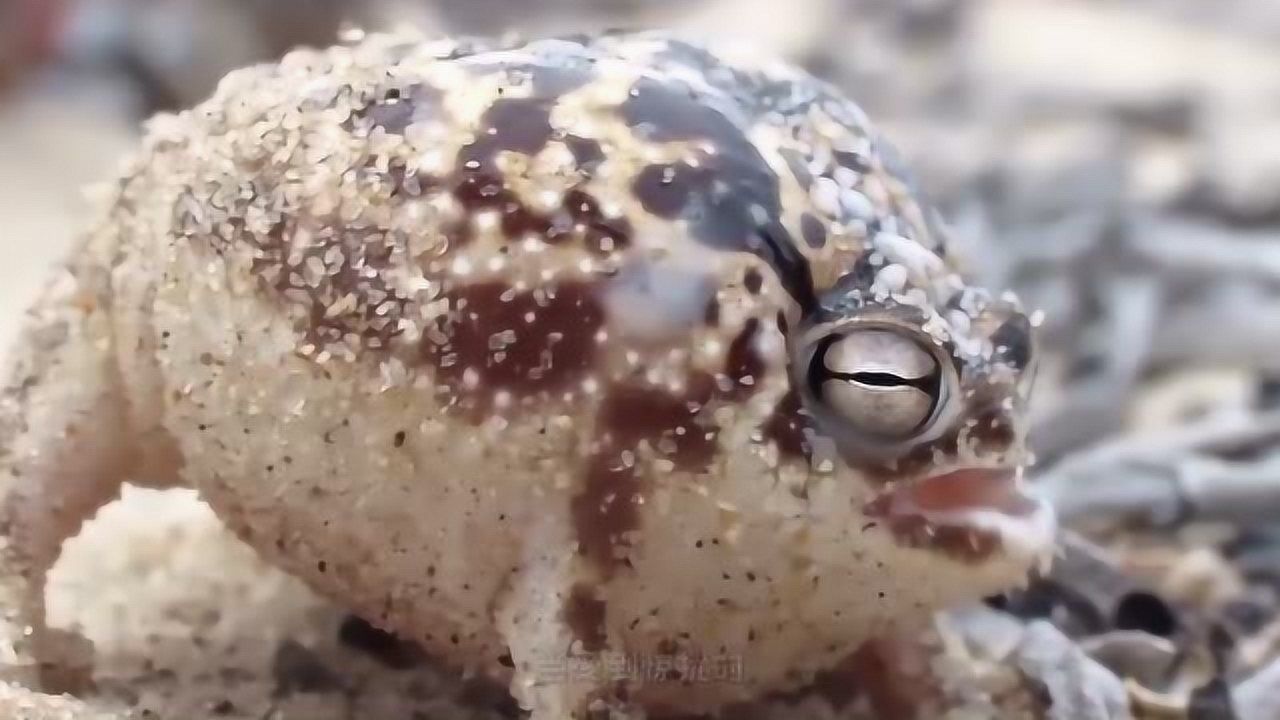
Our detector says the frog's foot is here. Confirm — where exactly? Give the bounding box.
[2,517,103,696]
[0,268,150,697]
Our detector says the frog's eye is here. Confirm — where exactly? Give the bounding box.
[808,329,942,440]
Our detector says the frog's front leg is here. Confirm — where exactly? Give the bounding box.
[496,520,631,719]
[0,263,144,699]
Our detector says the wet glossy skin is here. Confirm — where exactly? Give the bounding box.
[0,30,1053,719]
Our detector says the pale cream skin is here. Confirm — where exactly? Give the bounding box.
[0,31,1054,719]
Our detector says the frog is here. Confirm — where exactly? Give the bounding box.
[0,29,1055,719]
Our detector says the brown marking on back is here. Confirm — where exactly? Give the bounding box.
[762,389,812,462]
[622,77,816,311]
[460,98,556,171]
[703,296,721,327]
[598,379,720,471]
[447,98,561,250]
[450,170,560,244]
[573,451,645,578]
[347,84,443,135]
[563,584,609,653]
[723,318,763,400]
[421,281,605,420]
[446,170,630,254]
[447,92,630,253]
[211,85,576,357]
[633,162,710,219]
[571,316,780,578]
[222,59,625,360]
[563,188,633,255]
[572,376,720,577]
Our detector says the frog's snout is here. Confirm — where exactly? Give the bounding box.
[863,466,1057,568]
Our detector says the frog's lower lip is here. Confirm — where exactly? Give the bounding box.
[889,467,1040,517]
[864,467,1056,564]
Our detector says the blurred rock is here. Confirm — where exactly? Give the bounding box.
[948,609,1131,720]
[1234,658,1280,720]
[1013,621,1131,720]
[1080,631,1179,689]
[1190,107,1280,226]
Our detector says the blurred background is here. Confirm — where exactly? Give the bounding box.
[5,1,1280,717]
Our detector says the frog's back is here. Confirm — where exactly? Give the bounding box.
[149,28,947,362]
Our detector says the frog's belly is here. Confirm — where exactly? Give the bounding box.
[163,356,995,709]
[163,343,577,675]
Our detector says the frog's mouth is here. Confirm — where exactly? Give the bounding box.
[864,467,1056,566]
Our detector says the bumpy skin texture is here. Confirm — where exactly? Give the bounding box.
[1,31,1054,718]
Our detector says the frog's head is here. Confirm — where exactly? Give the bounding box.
[786,244,1054,576]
